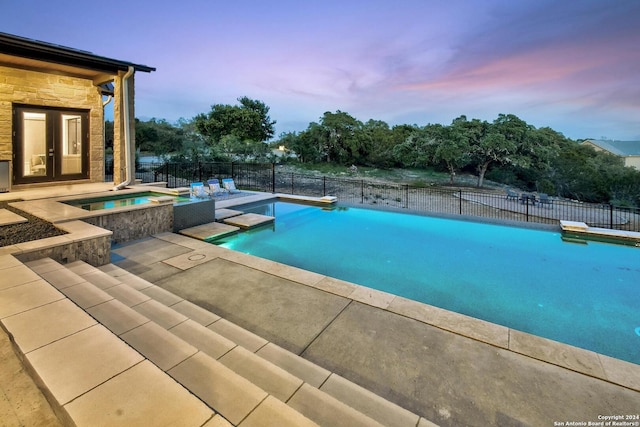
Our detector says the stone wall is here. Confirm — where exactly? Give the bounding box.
[14,235,111,266]
[83,204,174,244]
[0,65,105,181]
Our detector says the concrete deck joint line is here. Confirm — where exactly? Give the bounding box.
[299,300,354,357]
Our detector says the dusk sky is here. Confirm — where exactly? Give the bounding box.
[2,0,639,141]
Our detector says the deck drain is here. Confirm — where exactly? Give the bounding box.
[188,253,206,261]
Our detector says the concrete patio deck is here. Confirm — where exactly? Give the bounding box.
[112,232,640,426]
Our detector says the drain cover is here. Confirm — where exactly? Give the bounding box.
[188,253,206,261]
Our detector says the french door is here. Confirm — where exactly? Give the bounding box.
[13,105,89,184]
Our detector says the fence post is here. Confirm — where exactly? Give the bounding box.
[361,180,365,204]
[291,173,294,194]
[459,190,462,215]
[323,176,326,196]
[404,185,409,209]
[525,198,529,222]
[271,163,275,193]
[609,204,613,229]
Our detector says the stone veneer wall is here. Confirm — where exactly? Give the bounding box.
[83,204,174,244]
[14,235,111,266]
[0,65,105,182]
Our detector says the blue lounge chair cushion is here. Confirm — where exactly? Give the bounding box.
[222,178,240,193]
[207,179,224,195]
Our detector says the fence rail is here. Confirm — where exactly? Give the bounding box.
[105,161,640,232]
[272,172,640,232]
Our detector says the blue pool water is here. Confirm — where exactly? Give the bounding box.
[65,192,190,211]
[218,201,640,365]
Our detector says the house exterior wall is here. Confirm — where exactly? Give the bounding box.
[0,65,105,183]
[582,140,640,170]
[624,155,640,170]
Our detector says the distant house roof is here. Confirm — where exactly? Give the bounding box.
[0,32,155,82]
[583,140,640,156]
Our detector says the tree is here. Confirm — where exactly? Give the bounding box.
[193,96,276,145]
[287,123,326,163]
[318,111,363,164]
[392,125,436,168]
[217,135,270,162]
[387,124,419,168]
[472,132,509,187]
[135,118,188,159]
[546,142,640,204]
[461,115,525,188]
[360,120,395,168]
[104,120,114,151]
[431,123,471,184]
[515,126,567,193]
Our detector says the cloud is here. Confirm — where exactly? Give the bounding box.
[6,0,638,140]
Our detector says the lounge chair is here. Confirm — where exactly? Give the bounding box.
[538,193,553,208]
[506,189,518,201]
[519,193,536,205]
[190,182,208,198]
[222,178,240,194]
[207,179,225,196]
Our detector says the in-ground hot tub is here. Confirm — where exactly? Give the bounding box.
[62,188,216,243]
[63,191,191,211]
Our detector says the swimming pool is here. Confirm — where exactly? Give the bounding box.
[218,201,640,365]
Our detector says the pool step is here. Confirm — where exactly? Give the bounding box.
[180,207,276,242]
[179,221,240,241]
[222,212,275,229]
[215,208,244,221]
[9,257,432,427]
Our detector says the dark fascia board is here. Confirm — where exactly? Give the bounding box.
[0,32,155,74]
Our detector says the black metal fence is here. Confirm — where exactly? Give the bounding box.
[106,161,274,191]
[105,161,640,232]
[272,172,640,232]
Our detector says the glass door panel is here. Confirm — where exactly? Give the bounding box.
[21,112,47,178]
[61,114,82,175]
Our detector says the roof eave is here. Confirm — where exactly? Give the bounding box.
[0,32,155,74]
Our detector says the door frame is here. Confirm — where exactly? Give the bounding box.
[13,104,90,185]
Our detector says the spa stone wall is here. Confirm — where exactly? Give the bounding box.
[83,204,173,244]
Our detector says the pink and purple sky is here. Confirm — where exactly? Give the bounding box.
[2,0,639,140]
